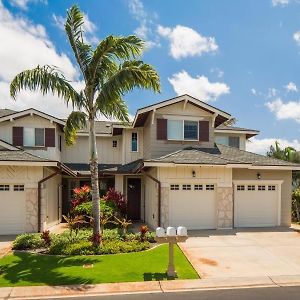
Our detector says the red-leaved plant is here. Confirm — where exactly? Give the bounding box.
[103,188,127,215]
[71,185,91,209]
[140,225,149,242]
[41,230,51,246]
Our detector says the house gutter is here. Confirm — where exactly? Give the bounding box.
[140,168,161,227]
[37,162,77,232]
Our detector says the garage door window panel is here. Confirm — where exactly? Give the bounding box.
[182,184,191,190]
[0,185,9,191]
[170,184,179,190]
[206,184,215,190]
[237,185,245,191]
[258,185,266,191]
[268,185,276,191]
[247,185,255,191]
[194,184,203,190]
[14,185,25,191]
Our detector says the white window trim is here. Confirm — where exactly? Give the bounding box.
[131,132,138,152]
[167,119,199,142]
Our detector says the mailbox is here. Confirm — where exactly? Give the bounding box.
[177,226,187,236]
[166,226,176,237]
[156,227,166,237]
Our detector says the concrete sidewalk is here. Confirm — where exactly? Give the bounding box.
[2,275,300,299]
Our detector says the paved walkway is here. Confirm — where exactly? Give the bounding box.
[179,228,300,279]
[1,275,300,299]
[0,236,14,259]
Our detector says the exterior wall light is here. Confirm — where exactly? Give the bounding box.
[192,170,196,177]
[257,173,261,180]
[155,226,188,277]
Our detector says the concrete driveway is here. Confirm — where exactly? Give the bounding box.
[0,235,15,258]
[179,228,300,279]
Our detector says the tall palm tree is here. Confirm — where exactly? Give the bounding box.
[10,5,160,246]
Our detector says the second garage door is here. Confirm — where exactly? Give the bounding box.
[0,184,26,235]
[234,183,279,227]
[169,183,216,230]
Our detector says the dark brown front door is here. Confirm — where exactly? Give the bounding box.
[127,178,141,220]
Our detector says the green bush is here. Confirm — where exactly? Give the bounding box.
[125,231,156,243]
[102,229,121,241]
[100,240,150,254]
[13,233,45,250]
[73,201,92,216]
[63,241,95,255]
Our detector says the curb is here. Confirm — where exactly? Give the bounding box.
[2,275,300,299]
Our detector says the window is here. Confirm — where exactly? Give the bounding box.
[170,184,179,190]
[112,140,118,148]
[167,120,183,140]
[167,119,198,141]
[59,135,62,152]
[237,185,245,191]
[24,127,45,147]
[182,184,191,190]
[194,184,203,190]
[215,135,240,149]
[206,184,215,190]
[14,185,24,191]
[131,133,138,152]
[184,121,198,140]
[248,185,255,191]
[268,185,276,191]
[0,185,9,191]
[258,185,266,191]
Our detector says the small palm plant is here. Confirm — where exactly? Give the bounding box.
[114,217,132,236]
[10,5,160,246]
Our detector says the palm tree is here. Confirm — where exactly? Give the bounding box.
[10,5,160,246]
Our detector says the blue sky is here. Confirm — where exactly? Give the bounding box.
[0,0,300,153]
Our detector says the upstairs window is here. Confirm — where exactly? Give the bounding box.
[215,135,240,149]
[167,120,198,141]
[24,128,45,147]
[131,133,138,152]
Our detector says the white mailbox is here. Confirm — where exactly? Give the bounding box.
[177,226,187,236]
[166,226,176,237]
[156,227,166,237]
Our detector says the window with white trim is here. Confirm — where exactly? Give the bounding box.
[167,120,198,141]
[247,185,255,191]
[24,128,45,147]
[237,185,245,191]
[268,185,276,191]
[194,184,203,190]
[258,185,266,191]
[182,184,191,190]
[206,184,215,190]
[14,184,24,191]
[0,185,9,191]
[170,184,179,190]
[131,133,138,152]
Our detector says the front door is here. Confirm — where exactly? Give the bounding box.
[127,178,141,220]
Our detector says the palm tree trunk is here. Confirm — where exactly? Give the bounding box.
[89,117,101,246]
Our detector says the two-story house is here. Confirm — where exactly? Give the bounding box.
[0,94,299,235]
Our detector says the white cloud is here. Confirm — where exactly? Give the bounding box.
[157,25,218,59]
[293,31,300,46]
[266,98,300,123]
[9,0,46,10]
[285,82,298,92]
[0,1,80,118]
[53,13,98,45]
[247,137,300,154]
[128,0,160,49]
[168,70,230,102]
[251,88,257,96]
[267,87,277,98]
[272,0,290,6]
[210,67,224,78]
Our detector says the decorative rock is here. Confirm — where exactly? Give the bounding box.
[177,226,187,236]
[156,227,166,237]
[166,227,176,237]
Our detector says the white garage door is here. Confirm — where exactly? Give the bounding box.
[169,183,216,230]
[234,184,279,227]
[0,184,26,235]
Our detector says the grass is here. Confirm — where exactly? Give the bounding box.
[0,244,199,287]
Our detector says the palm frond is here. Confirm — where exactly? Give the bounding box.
[64,111,87,146]
[88,35,144,83]
[65,5,92,78]
[10,65,81,106]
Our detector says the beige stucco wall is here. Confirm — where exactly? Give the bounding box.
[232,169,292,226]
[142,102,215,160]
[0,115,62,161]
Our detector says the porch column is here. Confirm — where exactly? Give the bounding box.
[115,175,124,193]
[25,187,38,232]
[161,183,169,228]
[216,186,233,229]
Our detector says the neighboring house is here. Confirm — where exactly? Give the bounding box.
[0,94,299,235]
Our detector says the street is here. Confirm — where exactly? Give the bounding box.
[36,286,300,300]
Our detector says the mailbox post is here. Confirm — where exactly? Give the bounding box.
[155,226,188,277]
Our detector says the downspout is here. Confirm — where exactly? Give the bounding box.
[141,169,162,227]
[37,169,61,232]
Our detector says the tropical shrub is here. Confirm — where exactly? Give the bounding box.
[13,233,45,250]
[140,225,149,242]
[292,188,300,222]
[103,188,127,215]
[100,240,150,254]
[41,230,51,246]
[71,185,91,209]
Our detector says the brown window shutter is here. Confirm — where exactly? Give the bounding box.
[13,127,23,146]
[45,128,55,147]
[199,121,209,142]
[157,118,167,140]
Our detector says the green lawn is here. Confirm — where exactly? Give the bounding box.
[0,245,199,287]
